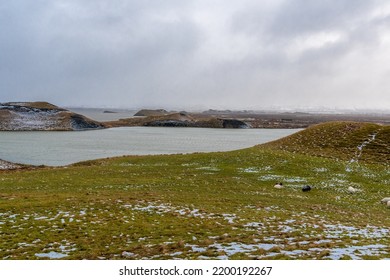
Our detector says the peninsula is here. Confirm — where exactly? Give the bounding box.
[0,102,105,131]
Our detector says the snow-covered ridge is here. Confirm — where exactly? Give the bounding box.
[0,102,105,131]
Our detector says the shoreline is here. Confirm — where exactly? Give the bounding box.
[0,159,23,170]
[2,102,390,131]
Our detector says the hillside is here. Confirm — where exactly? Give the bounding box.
[261,121,390,165]
[0,102,105,131]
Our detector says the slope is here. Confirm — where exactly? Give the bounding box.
[261,121,390,165]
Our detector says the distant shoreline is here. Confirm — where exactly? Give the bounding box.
[2,102,390,131]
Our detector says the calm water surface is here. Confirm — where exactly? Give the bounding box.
[67,108,138,121]
[0,127,300,166]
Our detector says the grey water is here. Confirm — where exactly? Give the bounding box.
[0,127,300,166]
[66,107,138,122]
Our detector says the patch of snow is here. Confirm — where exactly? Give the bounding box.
[185,244,207,253]
[328,244,387,260]
[211,242,277,256]
[122,251,135,257]
[282,249,307,256]
[313,168,328,172]
[239,166,272,173]
[346,132,377,171]
[222,214,236,224]
[240,167,259,173]
[284,177,306,183]
[314,239,333,244]
[258,174,284,181]
[323,224,389,239]
[34,216,49,220]
[196,166,220,172]
[0,160,20,170]
[8,111,60,131]
[244,222,263,228]
[35,251,68,259]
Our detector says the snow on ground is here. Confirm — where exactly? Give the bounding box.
[7,111,61,131]
[346,132,378,172]
[1,198,388,260]
[119,201,389,260]
[0,160,20,170]
[35,251,68,259]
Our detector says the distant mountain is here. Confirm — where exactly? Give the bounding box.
[0,102,105,131]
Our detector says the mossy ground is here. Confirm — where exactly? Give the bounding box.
[1,144,389,260]
[0,122,389,259]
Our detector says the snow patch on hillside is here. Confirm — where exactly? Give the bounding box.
[8,111,61,130]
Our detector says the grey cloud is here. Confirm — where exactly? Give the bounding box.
[267,0,376,35]
[0,0,201,107]
[1,0,390,109]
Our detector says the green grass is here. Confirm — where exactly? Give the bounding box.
[262,121,390,164]
[0,122,389,260]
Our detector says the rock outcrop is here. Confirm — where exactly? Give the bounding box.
[221,119,251,128]
[0,102,105,131]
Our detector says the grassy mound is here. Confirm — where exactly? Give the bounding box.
[261,121,390,165]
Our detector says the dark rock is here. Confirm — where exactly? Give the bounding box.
[302,185,312,192]
[70,114,106,130]
[145,120,190,127]
[221,119,250,128]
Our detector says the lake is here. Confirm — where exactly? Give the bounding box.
[0,127,300,166]
[67,107,138,122]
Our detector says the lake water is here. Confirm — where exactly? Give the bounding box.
[67,107,138,122]
[0,127,300,166]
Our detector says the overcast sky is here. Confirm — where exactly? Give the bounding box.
[1,0,390,110]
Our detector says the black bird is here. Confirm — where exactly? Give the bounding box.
[302,185,311,192]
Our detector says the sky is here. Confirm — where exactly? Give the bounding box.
[1,0,390,110]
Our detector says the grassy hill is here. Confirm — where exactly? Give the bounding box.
[0,121,389,260]
[0,102,105,131]
[261,121,390,165]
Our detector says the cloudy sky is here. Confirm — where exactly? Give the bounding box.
[1,0,390,110]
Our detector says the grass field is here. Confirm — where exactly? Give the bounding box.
[0,122,389,260]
